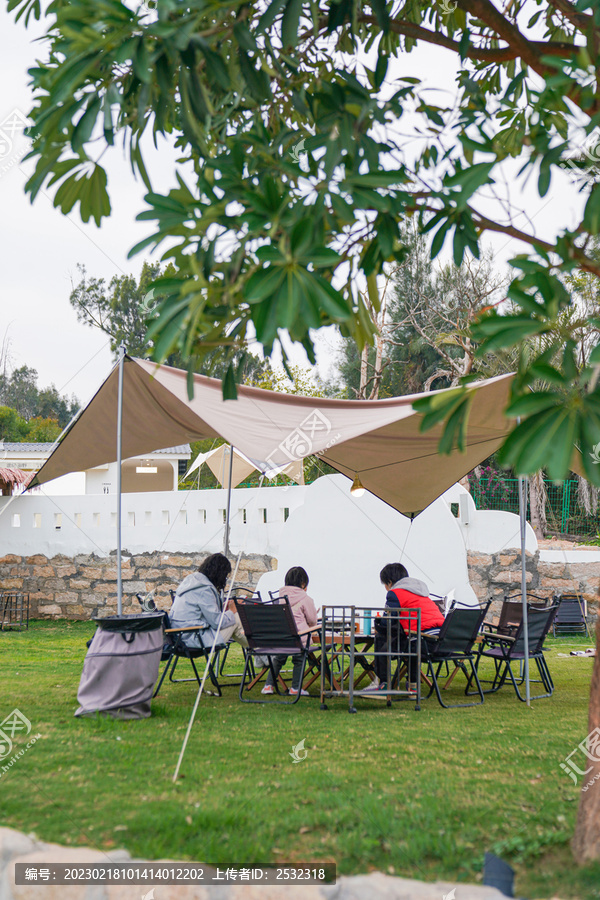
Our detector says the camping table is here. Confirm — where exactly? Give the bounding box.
[310,632,376,690]
[319,606,422,713]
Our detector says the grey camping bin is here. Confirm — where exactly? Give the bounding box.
[75,612,164,719]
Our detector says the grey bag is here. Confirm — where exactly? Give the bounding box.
[75,613,164,719]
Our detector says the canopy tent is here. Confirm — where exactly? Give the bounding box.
[30,356,514,517]
[28,356,543,706]
[185,444,304,488]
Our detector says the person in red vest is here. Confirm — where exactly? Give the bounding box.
[367,562,445,692]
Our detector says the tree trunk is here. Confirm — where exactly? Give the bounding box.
[358,345,369,400]
[572,615,600,862]
[529,471,547,539]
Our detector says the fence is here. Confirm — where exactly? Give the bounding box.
[469,475,600,539]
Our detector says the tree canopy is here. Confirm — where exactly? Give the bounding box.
[9,0,600,482]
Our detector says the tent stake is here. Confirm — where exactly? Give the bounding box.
[116,343,126,617]
[518,474,531,706]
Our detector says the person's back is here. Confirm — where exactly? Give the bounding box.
[386,576,445,633]
[278,584,318,633]
[262,566,317,697]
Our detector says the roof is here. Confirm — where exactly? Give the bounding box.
[0,467,33,487]
[0,442,191,457]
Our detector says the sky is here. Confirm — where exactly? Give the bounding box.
[0,6,590,407]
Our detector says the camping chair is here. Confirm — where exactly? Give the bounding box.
[267,590,322,691]
[552,593,590,638]
[418,602,490,708]
[152,609,226,698]
[471,604,559,702]
[234,596,320,704]
[217,587,262,680]
[484,593,549,638]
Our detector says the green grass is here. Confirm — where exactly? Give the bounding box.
[1,621,599,898]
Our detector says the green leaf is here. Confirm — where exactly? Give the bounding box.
[281,0,302,49]
[258,0,288,33]
[583,185,600,234]
[222,363,238,400]
[245,267,287,303]
[504,391,562,417]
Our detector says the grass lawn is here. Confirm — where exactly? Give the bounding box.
[0,620,599,898]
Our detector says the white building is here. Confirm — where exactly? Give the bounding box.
[0,442,191,495]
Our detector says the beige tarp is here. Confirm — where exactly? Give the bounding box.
[31,357,514,517]
[185,445,257,489]
[186,444,304,488]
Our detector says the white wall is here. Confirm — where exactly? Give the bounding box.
[0,485,306,557]
[256,474,478,610]
[441,483,538,554]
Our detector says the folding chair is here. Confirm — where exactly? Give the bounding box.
[235,597,320,704]
[419,602,490,708]
[472,604,559,702]
[552,593,590,638]
[484,593,549,638]
[153,610,226,698]
[218,587,262,680]
[267,590,322,691]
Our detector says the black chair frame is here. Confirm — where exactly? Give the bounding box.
[153,610,226,698]
[471,604,558,702]
[235,596,317,704]
[552,593,590,638]
[418,602,491,708]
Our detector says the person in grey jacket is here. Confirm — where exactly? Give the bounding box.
[169,553,247,650]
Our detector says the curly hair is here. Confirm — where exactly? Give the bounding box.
[198,553,232,592]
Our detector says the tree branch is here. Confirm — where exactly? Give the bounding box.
[360,14,577,65]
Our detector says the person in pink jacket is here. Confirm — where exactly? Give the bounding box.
[262,566,318,697]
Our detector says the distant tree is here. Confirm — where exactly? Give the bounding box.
[0,407,28,442]
[335,224,510,399]
[69,261,165,358]
[0,366,39,420]
[25,416,62,442]
[0,366,78,427]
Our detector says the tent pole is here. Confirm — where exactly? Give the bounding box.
[518,473,531,706]
[223,444,234,557]
[116,343,126,616]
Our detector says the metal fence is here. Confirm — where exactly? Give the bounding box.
[469,475,600,539]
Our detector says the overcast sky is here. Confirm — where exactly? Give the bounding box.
[0,7,589,407]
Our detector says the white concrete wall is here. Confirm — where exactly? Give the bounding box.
[256,474,479,611]
[0,485,307,557]
[441,483,538,554]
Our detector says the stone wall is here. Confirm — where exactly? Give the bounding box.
[468,549,600,621]
[2,548,599,622]
[0,552,275,619]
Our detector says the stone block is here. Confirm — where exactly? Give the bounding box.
[23,555,47,565]
[56,592,79,605]
[538,562,568,579]
[30,566,55,578]
[28,592,54,603]
[491,571,533,585]
[243,558,270,573]
[0,578,23,590]
[54,565,76,577]
[467,553,493,568]
[0,826,36,869]
[69,579,91,590]
[121,581,148,595]
[498,553,518,566]
[0,555,21,565]
[37,605,62,617]
[160,555,193,567]
[538,577,580,593]
[131,554,161,567]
